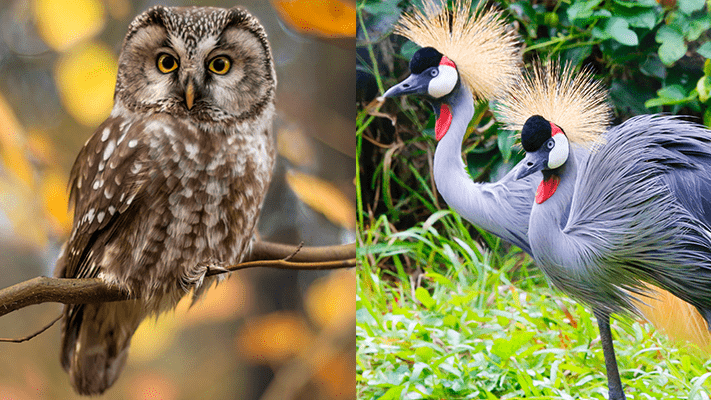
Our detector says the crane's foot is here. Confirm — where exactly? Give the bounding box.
[180,260,228,291]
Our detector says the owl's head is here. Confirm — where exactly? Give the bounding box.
[114,6,276,127]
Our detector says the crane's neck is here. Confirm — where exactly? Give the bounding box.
[429,83,535,250]
[432,84,480,217]
[528,146,581,271]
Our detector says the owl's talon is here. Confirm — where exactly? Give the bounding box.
[180,261,230,292]
[207,264,230,275]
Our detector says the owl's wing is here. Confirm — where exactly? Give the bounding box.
[57,116,153,281]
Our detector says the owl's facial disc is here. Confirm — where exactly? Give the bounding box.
[116,6,276,124]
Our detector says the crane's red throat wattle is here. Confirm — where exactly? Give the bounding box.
[536,174,560,204]
[435,104,452,141]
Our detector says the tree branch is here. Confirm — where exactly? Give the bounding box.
[0,241,355,317]
[247,241,354,263]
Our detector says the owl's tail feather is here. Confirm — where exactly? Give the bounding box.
[60,300,144,396]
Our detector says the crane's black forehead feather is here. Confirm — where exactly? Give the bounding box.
[521,115,552,152]
[410,47,443,74]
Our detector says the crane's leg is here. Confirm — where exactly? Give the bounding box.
[594,311,626,400]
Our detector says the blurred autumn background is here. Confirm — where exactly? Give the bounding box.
[0,0,354,399]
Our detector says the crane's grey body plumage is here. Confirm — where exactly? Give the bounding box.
[432,81,592,255]
[383,45,658,400]
[526,115,711,325]
[54,6,276,395]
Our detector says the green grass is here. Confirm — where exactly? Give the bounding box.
[356,212,711,399]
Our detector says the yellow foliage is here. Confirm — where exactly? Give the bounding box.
[235,312,313,365]
[286,170,355,229]
[305,270,355,330]
[40,169,71,235]
[0,93,33,188]
[32,0,105,51]
[130,315,180,364]
[177,276,253,326]
[0,92,50,246]
[26,131,58,166]
[131,277,252,363]
[55,41,117,127]
[272,0,355,37]
[1,145,33,188]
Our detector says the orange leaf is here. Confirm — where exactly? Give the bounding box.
[0,92,25,150]
[26,131,58,166]
[235,312,313,365]
[272,0,355,37]
[276,124,315,168]
[314,350,356,399]
[177,276,253,326]
[305,270,355,330]
[286,170,355,229]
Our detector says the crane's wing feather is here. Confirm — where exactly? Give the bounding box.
[476,166,537,254]
[474,149,591,256]
[461,147,591,256]
[565,114,711,317]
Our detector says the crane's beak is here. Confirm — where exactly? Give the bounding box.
[515,151,548,180]
[383,73,430,98]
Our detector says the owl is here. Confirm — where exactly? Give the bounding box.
[53,6,276,395]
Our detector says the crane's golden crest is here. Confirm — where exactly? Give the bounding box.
[497,59,611,147]
[395,0,520,100]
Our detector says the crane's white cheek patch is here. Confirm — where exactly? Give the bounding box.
[547,134,569,169]
[428,65,457,98]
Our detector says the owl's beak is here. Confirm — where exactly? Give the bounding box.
[185,81,195,110]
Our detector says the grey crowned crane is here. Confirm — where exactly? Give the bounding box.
[381,0,711,399]
[382,0,539,254]
[497,60,711,400]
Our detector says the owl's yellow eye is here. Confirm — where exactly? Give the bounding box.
[208,56,231,75]
[157,53,178,74]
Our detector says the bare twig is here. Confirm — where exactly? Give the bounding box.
[207,258,355,276]
[282,242,304,262]
[0,313,63,343]
[0,241,355,318]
